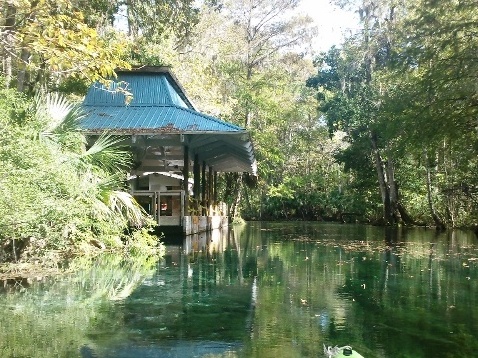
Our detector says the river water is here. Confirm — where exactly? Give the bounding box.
[1,222,478,358]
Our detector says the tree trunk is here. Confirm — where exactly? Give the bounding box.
[126,0,139,38]
[243,185,253,217]
[3,4,17,86]
[424,150,446,230]
[16,48,31,92]
[230,189,242,221]
[397,202,417,225]
[386,156,401,223]
[224,172,242,220]
[370,133,392,224]
[227,174,242,220]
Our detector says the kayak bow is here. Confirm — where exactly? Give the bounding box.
[324,345,364,358]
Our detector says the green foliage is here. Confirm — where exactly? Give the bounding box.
[0,87,158,264]
[0,252,160,357]
[8,0,472,228]
[125,0,199,41]
[1,0,131,93]
[304,0,478,227]
[124,227,164,256]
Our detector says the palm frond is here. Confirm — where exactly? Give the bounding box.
[34,92,75,132]
[83,134,132,174]
[107,190,150,228]
[114,191,147,227]
[33,92,148,230]
[44,92,76,132]
[93,174,150,227]
[52,105,85,135]
[36,92,85,153]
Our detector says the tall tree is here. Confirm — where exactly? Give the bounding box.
[391,0,478,228]
[167,0,317,220]
[0,0,201,93]
[307,0,416,225]
[124,0,199,42]
[221,0,316,128]
[307,0,478,228]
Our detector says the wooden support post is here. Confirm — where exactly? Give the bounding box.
[193,154,200,214]
[202,161,207,215]
[208,166,213,214]
[183,146,189,215]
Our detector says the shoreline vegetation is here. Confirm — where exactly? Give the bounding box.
[0,87,164,281]
[0,243,164,284]
[1,82,477,282]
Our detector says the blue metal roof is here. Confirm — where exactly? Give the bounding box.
[80,105,244,133]
[83,73,190,109]
[80,67,244,134]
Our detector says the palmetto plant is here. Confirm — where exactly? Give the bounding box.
[0,89,155,264]
[35,92,151,230]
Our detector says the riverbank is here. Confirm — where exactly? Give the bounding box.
[0,236,165,284]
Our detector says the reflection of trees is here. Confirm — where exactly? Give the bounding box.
[0,254,158,357]
[184,227,258,288]
[96,227,260,348]
[3,223,477,357]
[239,223,358,357]
[337,228,478,357]
[237,222,478,357]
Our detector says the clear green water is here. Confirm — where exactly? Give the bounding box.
[1,222,478,358]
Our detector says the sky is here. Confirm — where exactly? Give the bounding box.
[297,0,358,52]
[116,0,359,53]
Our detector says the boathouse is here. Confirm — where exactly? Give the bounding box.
[80,66,257,235]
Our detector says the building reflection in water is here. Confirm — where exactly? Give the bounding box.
[182,227,228,255]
